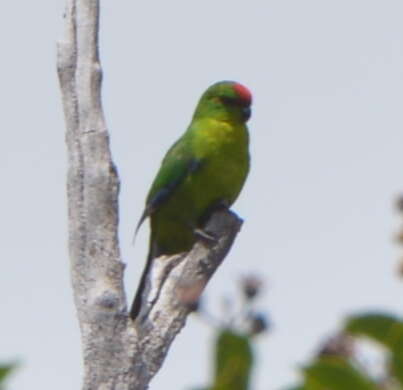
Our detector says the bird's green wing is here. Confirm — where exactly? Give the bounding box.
[135,136,202,234]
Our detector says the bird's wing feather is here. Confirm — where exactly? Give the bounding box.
[134,135,202,236]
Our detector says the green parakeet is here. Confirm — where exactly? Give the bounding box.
[130,81,252,319]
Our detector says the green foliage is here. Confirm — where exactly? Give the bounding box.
[345,313,403,387]
[210,329,254,390]
[302,357,378,390]
[0,363,16,390]
[345,313,403,348]
[285,355,380,390]
[391,347,403,387]
[192,275,267,390]
[287,313,403,390]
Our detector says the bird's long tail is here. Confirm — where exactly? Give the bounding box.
[130,236,157,320]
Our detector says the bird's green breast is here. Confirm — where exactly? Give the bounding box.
[151,118,249,254]
[190,118,249,207]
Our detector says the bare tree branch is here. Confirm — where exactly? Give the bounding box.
[133,209,242,385]
[57,1,243,389]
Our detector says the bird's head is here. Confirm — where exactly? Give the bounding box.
[193,81,252,123]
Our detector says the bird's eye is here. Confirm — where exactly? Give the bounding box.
[220,96,238,105]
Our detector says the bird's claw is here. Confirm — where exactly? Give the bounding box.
[194,228,217,243]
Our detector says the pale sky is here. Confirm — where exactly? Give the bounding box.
[1,1,403,389]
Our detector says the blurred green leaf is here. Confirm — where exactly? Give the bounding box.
[303,357,378,390]
[391,343,403,387]
[0,363,16,390]
[345,313,403,348]
[345,313,403,387]
[211,329,253,390]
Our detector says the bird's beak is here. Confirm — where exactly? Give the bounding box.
[242,107,251,122]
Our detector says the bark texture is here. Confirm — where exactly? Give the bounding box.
[57,1,243,389]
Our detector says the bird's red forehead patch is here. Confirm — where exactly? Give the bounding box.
[233,83,252,104]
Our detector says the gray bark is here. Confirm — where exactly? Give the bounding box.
[57,1,243,389]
